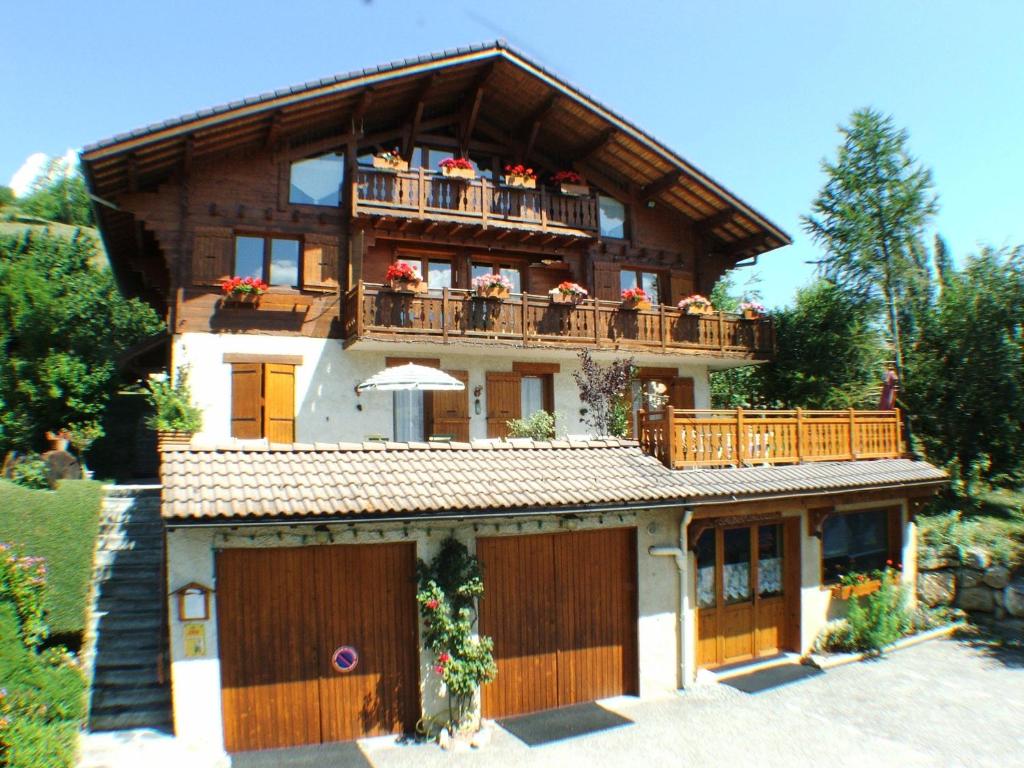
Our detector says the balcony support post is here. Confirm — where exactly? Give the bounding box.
[417,167,426,217]
[665,405,676,468]
[796,407,804,462]
[593,301,601,347]
[521,296,529,347]
[481,178,489,228]
[355,280,365,338]
[718,311,726,352]
[848,408,857,460]
[659,304,668,352]
[442,287,450,343]
[736,407,745,465]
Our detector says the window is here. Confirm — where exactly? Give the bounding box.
[822,509,891,582]
[520,376,546,419]
[393,390,425,442]
[427,261,453,290]
[289,152,344,206]
[620,269,661,305]
[472,262,522,293]
[230,362,295,442]
[599,195,627,239]
[234,236,300,287]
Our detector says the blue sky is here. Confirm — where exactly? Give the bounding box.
[3,0,1022,307]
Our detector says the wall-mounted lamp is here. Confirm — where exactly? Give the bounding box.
[646,200,656,209]
[473,385,483,415]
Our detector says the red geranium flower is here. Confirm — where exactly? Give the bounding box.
[424,598,439,610]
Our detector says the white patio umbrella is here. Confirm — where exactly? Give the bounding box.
[355,363,465,392]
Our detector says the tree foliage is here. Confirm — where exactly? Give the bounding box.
[0,231,163,453]
[572,349,634,437]
[16,160,93,227]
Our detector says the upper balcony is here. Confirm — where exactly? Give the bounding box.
[353,168,599,239]
[342,281,773,359]
[639,408,903,469]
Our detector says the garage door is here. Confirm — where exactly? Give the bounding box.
[215,543,419,752]
[476,528,638,718]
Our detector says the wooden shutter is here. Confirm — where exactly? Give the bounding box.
[192,227,235,285]
[264,364,295,443]
[592,261,621,301]
[429,371,470,441]
[231,363,263,438]
[669,377,695,410]
[669,269,694,305]
[303,234,340,292]
[486,372,522,439]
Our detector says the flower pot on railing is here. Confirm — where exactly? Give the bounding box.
[439,159,476,181]
[503,174,537,189]
[620,289,651,311]
[678,294,713,316]
[740,302,766,321]
[549,281,588,306]
[388,278,428,294]
[551,171,587,196]
[372,156,409,173]
[475,284,510,301]
[220,276,268,308]
[559,182,590,197]
[384,262,426,294]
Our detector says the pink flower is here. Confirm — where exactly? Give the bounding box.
[425,598,439,610]
[438,652,451,663]
[433,665,445,675]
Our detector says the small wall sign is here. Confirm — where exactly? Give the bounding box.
[183,622,206,658]
[172,582,213,622]
[331,645,359,674]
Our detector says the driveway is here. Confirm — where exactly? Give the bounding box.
[358,637,1023,768]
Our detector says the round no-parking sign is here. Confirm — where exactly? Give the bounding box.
[331,645,359,673]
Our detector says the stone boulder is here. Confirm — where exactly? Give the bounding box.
[983,565,1011,589]
[961,548,991,570]
[918,570,956,607]
[1006,582,1024,618]
[958,587,995,613]
[959,569,983,589]
[918,550,956,571]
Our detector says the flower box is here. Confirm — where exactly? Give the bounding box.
[559,182,590,197]
[442,166,476,181]
[157,430,193,450]
[550,291,583,305]
[740,301,766,320]
[475,285,510,300]
[223,292,261,307]
[388,278,427,294]
[372,156,409,173]
[621,298,652,311]
[685,304,713,316]
[504,175,536,189]
[549,281,588,306]
[743,308,762,320]
[830,579,882,600]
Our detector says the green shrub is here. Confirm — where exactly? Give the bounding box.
[144,367,202,433]
[6,459,48,491]
[918,509,1024,568]
[0,545,47,646]
[815,569,912,653]
[2,719,79,768]
[506,410,556,440]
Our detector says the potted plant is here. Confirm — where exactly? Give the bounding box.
[830,570,884,600]
[439,157,475,180]
[372,146,408,173]
[620,287,651,311]
[740,300,766,320]
[144,367,203,449]
[472,272,513,300]
[549,281,588,305]
[385,262,427,293]
[502,164,537,189]
[220,276,268,307]
[677,294,713,316]
[44,429,72,452]
[551,170,589,197]
[68,421,104,479]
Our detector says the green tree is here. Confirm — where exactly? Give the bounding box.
[803,108,937,413]
[18,160,94,227]
[0,231,163,453]
[0,185,15,208]
[903,246,1024,486]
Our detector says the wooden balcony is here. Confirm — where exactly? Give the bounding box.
[342,282,773,358]
[639,408,903,469]
[353,168,599,237]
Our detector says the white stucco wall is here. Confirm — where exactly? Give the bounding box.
[171,332,713,445]
[166,509,681,752]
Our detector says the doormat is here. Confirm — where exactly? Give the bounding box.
[231,740,374,768]
[721,663,824,694]
[498,701,634,747]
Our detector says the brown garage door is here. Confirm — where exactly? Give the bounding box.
[476,528,638,718]
[216,543,419,752]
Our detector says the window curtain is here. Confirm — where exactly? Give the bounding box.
[393,390,425,441]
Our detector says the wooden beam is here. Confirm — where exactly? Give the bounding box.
[572,128,616,164]
[519,95,559,160]
[458,63,496,156]
[402,75,439,158]
[639,170,684,203]
[264,110,285,151]
[696,208,738,234]
[725,233,769,256]
[351,88,374,130]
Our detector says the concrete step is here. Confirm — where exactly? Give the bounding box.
[92,664,164,687]
[94,562,163,582]
[89,709,173,733]
[91,683,171,711]
[99,520,165,535]
[93,625,163,651]
[96,591,165,613]
[93,649,163,672]
[97,532,165,550]
[95,550,164,570]
[94,612,162,635]
[95,582,163,602]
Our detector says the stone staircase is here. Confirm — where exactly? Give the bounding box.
[84,485,173,732]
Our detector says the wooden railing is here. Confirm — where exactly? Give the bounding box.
[342,282,774,357]
[353,168,599,235]
[639,408,903,468]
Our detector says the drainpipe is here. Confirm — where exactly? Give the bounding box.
[647,507,694,689]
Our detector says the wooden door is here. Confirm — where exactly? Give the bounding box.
[694,518,800,669]
[486,372,521,438]
[217,548,322,752]
[429,370,470,441]
[477,528,638,718]
[216,543,419,752]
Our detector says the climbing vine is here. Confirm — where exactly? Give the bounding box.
[416,537,496,732]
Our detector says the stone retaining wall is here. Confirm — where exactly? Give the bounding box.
[918,547,1024,625]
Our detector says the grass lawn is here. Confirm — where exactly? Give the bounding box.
[0,479,104,637]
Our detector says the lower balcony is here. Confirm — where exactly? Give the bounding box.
[342,282,773,358]
[639,408,903,468]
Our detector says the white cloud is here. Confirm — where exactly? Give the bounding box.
[8,149,80,197]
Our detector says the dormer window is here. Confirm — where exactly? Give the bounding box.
[598,195,627,239]
[289,152,344,206]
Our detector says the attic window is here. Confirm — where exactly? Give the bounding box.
[599,196,627,239]
[289,152,344,206]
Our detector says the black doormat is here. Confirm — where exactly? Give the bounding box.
[721,663,824,694]
[231,740,374,768]
[498,701,634,747]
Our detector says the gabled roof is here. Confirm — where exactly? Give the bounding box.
[160,439,946,522]
[82,41,790,258]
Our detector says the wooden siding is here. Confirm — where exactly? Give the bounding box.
[477,528,638,718]
[216,544,419,752]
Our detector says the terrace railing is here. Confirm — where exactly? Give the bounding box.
[639,408,903,468]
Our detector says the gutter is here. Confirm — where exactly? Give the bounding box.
[648,508,694,688]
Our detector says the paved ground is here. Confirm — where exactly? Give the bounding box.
[79,637,1024,768]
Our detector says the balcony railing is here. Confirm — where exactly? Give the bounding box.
[342,282,773,357]
[353,168,599,236]
[639,408,903,469]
